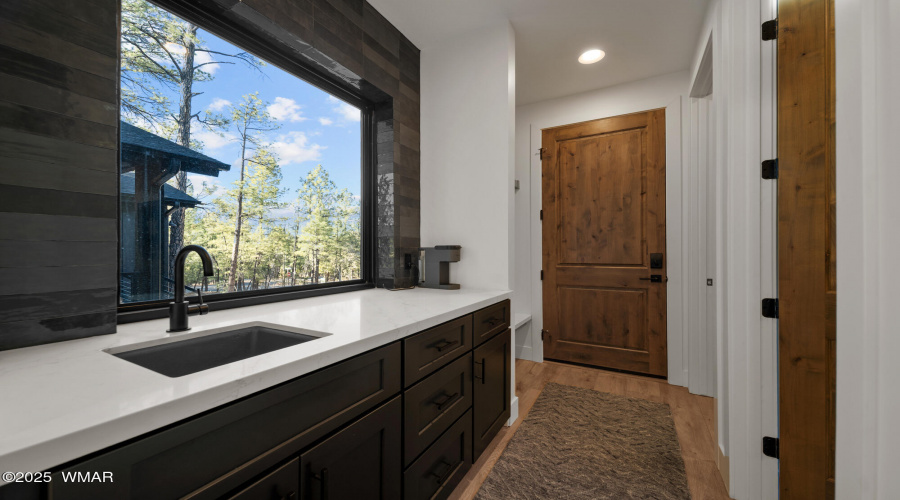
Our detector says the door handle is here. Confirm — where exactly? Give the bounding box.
[312,468,328,500]
[474,358,486,384]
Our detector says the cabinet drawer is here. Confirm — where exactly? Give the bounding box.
[51,343,401,500]
[404,353,472,465]
[227,458,299,500]
[472,300,510,347]
[404,410,473,500]
[403,315,472,387]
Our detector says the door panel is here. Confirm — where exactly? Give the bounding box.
[542,109,667,376]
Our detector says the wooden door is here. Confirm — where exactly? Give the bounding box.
[777,0,836,497]
[541,109,667,376]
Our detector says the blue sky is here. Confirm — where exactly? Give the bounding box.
[126,18,363,206]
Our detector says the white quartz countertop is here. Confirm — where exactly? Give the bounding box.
[0,287,511,480]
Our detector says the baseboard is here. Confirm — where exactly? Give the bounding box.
[507,396,519,426]
[717,444,731,497]
[515,343,533,360]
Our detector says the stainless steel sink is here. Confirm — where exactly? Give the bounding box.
[108,324,328,377]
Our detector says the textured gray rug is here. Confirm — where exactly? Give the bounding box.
[475,383,691,500]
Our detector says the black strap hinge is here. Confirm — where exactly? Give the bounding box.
[763,436,780,458]
[762,159,779,179]
[541,329,548,341]
[540,209,543,220]
[540,270,544,280]
[762,298,779,318]
[762,19,778,41]
[537,147,546,160]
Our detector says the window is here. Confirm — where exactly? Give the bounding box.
[119,0,370,310]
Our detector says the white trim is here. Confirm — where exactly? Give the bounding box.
[507,396,519,426]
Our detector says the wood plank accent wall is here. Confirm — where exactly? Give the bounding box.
[0,0,120,350]
[777,0,836,497]
[0,0,420,350]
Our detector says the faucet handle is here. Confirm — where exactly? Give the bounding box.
[188,288,210,316]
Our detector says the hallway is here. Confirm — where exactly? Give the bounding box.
[451,359,731,500]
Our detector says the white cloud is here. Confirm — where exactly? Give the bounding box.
[186,174,226,200]
[194,129,235,151]
[163,43,220,74]
[267,97,307,123]
[208,98,231,111]
[318,117,334,126]
[270,131,325,165]
[328,95,361,122]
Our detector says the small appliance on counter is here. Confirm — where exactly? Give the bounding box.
[419,245,461,289]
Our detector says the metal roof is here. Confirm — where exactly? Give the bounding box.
[120,121,230,176]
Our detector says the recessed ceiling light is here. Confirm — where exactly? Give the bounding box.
[578,49,606,65]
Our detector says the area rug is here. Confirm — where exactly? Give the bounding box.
[475,383,691,499]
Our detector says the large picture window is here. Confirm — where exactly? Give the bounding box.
[118,0,369,309]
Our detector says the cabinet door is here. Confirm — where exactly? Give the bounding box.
[472,329,511,460]
[403,410,472,500]
[228,458,299,500]
[300,396,401,500]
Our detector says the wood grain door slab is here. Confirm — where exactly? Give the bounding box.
[541,109,667,377]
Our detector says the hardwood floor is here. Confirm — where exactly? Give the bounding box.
[449,359,731,500]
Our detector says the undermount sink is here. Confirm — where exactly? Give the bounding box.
[108,323,329,377]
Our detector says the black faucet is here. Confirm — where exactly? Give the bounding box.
[168,245,215,332]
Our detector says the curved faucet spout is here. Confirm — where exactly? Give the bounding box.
[173,245,214,303]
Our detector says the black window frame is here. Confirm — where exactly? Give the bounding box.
[117,0,377,324]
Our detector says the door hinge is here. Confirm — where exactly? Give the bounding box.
[762,298,779,318]
[763,436,780,458]
[762,19,778,41]
[540,270,544,280]
[540,209,543,220]
[762,159,779,179]
[537,147,547,160]
[541,329,547,341]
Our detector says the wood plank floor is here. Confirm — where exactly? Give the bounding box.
[449,359,731,500]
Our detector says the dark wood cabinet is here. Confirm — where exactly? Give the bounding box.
[472,300,510,347]
[472,329,511,460]
[8,301,512,500]
[404,410,472,500]
[403,315,473,387]
[300,397,401,500]
[227,458,299,500]
[404,353,472,465]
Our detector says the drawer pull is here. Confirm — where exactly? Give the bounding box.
[430,460,456,485]
[433,339,460,352]
[312,468,329,500]
[474,358,486,384]
[281,492,297,500]
[483,317,501,327]
[432,392,461,411]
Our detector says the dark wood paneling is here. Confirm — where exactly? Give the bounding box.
[0,311,117,351]
[0,185,117,219]
[0,2,117,57]
[0,46,117,103]
[0,74,118,126]
[0,128,118,172]
[0,288,117,323]
[0,213,116,242]
[0,0,118,350]
[0,240,117,268]
[0,265,117,296]
[0,101,117,150]
[0,158,118,196]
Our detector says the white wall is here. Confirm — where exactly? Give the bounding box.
[514,70,691,364]
[420,21,516,292]
[835,0,900,497]
[420,20,519,423]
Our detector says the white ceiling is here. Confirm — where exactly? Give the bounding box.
[367,0,710,105]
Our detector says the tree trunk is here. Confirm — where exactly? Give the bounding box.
[227,134,249,292]
[251,254,260,290]
[167,24,198,282]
